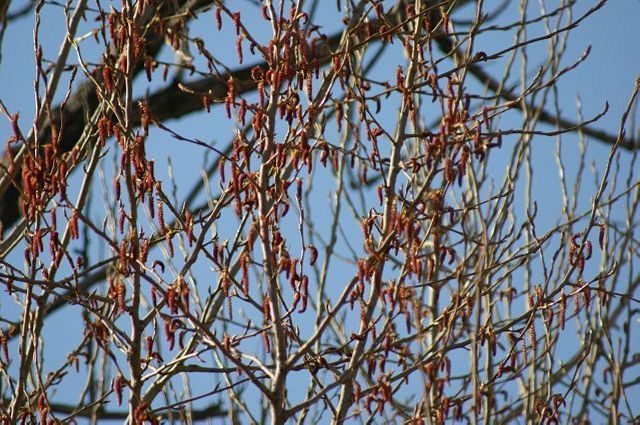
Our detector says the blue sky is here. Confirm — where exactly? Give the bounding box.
[1,0,640,423]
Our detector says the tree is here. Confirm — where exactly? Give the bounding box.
[0,0,639,423]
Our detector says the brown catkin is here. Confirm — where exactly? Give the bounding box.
[118,208,126,234]
[157,200,165,232]
[215,7,222,30]
[583,287,591,309]
[560,291,566,330]
[233,11,241,35]
[148,194,155,219]
[114,177,121,201]
[114,374,124,406]
[308,245,318,266]
[145,335,153,355]
[236,36,243,64]
[117,282,126,313]
[167,286,177,314]
[103,67,113,93]
[529,322,537,352]
[241,252,249,296]
[166,233,174,258]
[1,336,8,363]
[69,211,79,239]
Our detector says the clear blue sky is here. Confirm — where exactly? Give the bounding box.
[1,0,639,423]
